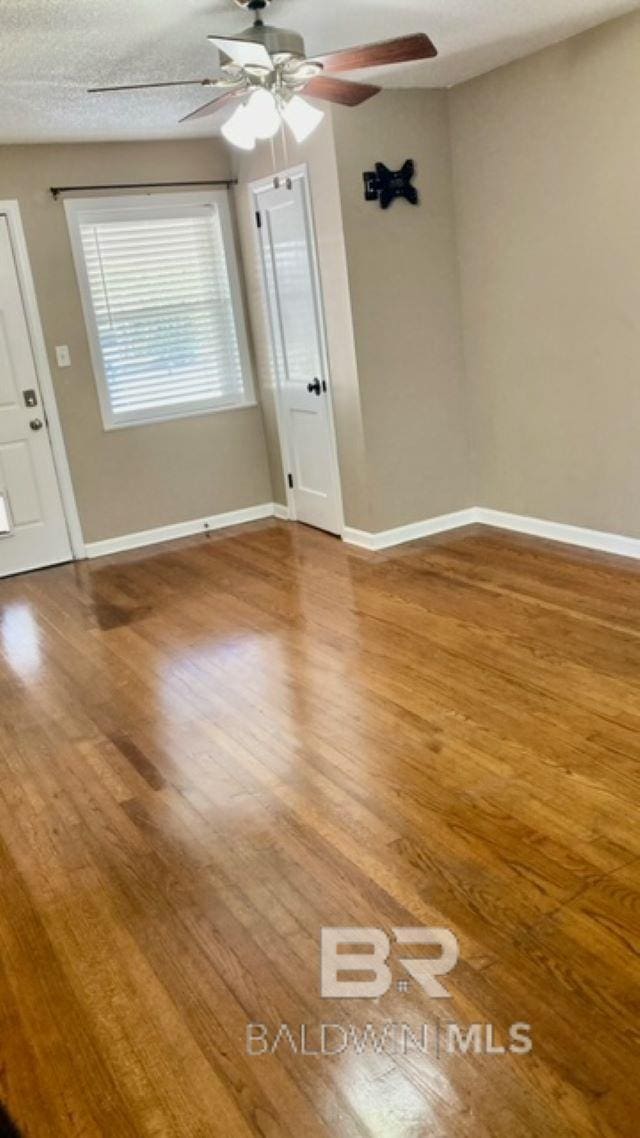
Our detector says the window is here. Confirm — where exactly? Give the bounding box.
[65,193,254,428]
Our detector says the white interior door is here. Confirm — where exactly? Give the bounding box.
[0,216,72,578]
[254,170,342,536]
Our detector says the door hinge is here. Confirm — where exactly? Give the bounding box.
[255,210,262,229]
[287,473,294,489]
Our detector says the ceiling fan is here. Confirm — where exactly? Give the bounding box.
[90,0,437,150]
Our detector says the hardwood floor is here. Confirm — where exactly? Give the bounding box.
[0,520,638,1137]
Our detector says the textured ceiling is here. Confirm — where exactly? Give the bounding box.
[0,0,637,143]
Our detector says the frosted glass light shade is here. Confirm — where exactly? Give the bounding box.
[282,95,324,144]
[221,89,324,151]
[221,104,256,151]
[247,89,281,140]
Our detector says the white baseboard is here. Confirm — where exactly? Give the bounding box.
[85,503,277,559]
[476,508,640,560]
[343,509,479,551]
[343,505,640,561]
[84,500,640,565]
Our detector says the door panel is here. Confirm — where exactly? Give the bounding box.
[0,315,16,403]
[0,492,10,533]
[289,406,329,491]
[0,217,72,577]
[1,441,42,524]
[254,173,342,536]
[266,198,322,386]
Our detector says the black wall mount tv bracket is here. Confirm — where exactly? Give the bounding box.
[363,160,419,209]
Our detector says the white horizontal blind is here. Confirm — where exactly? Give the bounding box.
[77,205,248,423]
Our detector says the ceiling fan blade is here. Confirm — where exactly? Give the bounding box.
[208,35,273,71]
[303,75,380,107]
[313,33,437,74]
[180,90,243,124]
[89,79,213,93]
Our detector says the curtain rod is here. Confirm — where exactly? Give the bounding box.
[50,179,237,200]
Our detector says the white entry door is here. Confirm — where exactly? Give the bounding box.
[0,216,72,578]
[253,170,342,535]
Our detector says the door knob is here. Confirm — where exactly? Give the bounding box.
[29,418,44,432]
[307,378,322,396]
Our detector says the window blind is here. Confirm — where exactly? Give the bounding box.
[77,206,248,423]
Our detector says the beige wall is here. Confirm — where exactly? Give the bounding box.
[232,118,371,530]
[450,10,640,536]
[332,92,472,533]
[0,140,272,543]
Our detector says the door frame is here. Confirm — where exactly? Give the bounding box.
[0,200,84,560]
[249,164,345,536]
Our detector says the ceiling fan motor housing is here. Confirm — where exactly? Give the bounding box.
[234,22,306,61]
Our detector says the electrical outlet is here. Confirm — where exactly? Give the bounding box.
[55,345,71,368]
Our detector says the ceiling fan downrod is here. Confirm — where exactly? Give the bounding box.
[235,0,271,24]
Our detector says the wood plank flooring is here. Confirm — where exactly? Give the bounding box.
[0,520,638,1137]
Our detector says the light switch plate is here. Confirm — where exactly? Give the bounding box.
[55,345,71,368]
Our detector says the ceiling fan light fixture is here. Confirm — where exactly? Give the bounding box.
[221,103,256,150]
[282,94,324,144]
[246,87,281,139]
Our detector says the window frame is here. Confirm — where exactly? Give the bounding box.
[65,191,255,430]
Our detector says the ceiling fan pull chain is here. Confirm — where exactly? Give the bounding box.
[281,122,289,171]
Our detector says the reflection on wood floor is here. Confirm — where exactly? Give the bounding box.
[0,520,638,1137]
